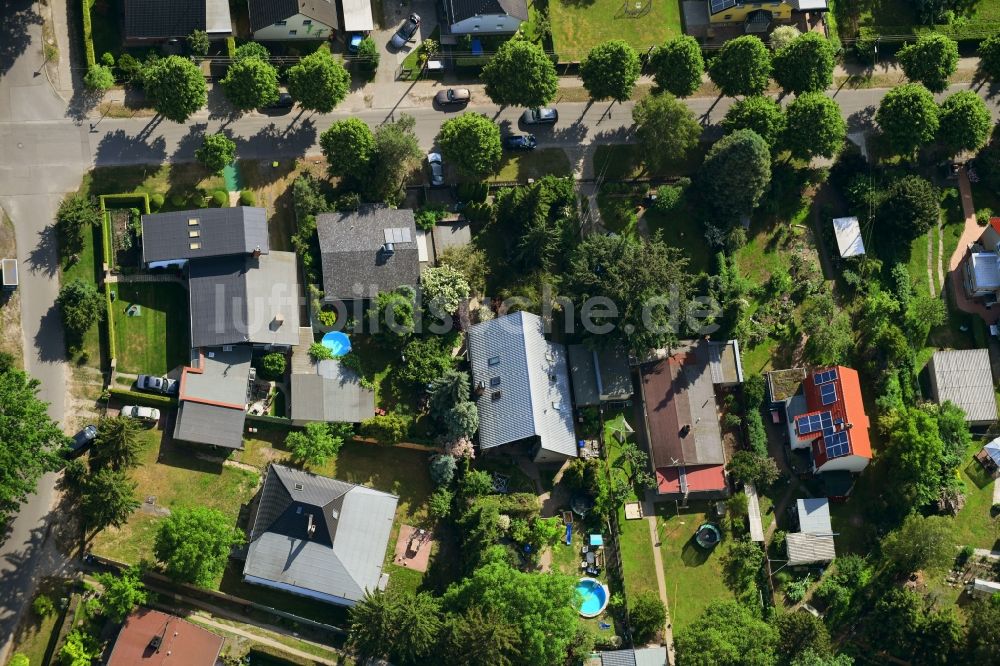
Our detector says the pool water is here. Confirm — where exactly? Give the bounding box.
[575,578,609,617]
[321,331,351,357]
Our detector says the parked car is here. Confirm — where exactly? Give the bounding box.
[260,92,294,113]
[504,134,537,150]
[136,374,178,395]
[66,424,97,457]
[427,152,444,186]
[121,405,160,424]
[520,108,558,125]
[390,14,421,50]
[434,88,470,107]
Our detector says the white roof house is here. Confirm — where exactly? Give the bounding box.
[786,498,836,566]
[928,349,998,425]
[832,217,865,258]
[467,311,577,463]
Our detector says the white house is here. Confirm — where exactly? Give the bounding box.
[444,0,528,35]
[248,0,339,40]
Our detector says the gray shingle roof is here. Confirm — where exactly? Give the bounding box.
[174,345,252,449]
[290,360,375,423]
[446,0,528,23]
[248,0,339,32]
[124,0,209,40]
[173,401,246,449]
[468,312,576,459]
[595,648,669,666]
[244,464,398,604]
[929,349,998,423]
[141,207,268,265]
[316,206,420,301]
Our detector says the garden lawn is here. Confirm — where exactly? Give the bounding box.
[549,0,682,59]
[81,164,226,212]
[952,447,1000,550]
[60,219,103,368]
[489,149,572,183]
[88,0,123,59]
[619,516,658,599]
[9,578,74,666]
[111,282,189,375]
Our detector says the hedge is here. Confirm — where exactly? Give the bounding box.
[226,36,237,59]
[109,388,178,408]
[81,0,96,68]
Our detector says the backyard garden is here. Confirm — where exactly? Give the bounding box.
[548,0,683,60]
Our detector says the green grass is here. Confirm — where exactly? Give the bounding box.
[619,516,658,598]
[592,143,706,181]
[111,282,189,375]
[952,448,1000,550]
[81,164,225,212]
[489,148,572,183]
[549,0,682,59]
[10,579,73,666]
[60,221,103,368]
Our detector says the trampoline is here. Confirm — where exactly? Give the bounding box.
[695,523,722,549]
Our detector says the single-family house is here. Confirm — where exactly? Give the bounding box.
[832,216,865,259]
[928,349,998,426]
[443,0,528,35]
[467,311,577,463]
[585,647,670,666]
[140,207,268,269]
[706,0,826,33]
[963,217,1000,305]
[243,464,398,606]
[123,0,232,45]
[315,206,421,308]
[248,0,339,40]
[173,345,253,449]
[567,345,634,407]
[787,366,872,474]
[786,498,836,566]
[108,609,224,666]
[289,327,375,424]
[639,339,744,498]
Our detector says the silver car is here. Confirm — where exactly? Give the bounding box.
[520,108,559,125]
[121,405,160,424]
[390,14,421,50]
[434,88,470,107]
[136,374,178,395]
[427,152,444,186]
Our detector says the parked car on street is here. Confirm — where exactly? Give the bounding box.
[434,88,470,107]
[390,14,421,50]
[66,424,97,457]
[427,152,444,186]
[520,108,558,125]
[504,134,537,150]
[260,92,294,113]
[136,374,178,395]
[121,405,160,424]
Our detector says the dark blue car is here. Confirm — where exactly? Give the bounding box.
[504,134,537,151]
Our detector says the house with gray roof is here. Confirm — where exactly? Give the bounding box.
[568,345,634,407]
[444,0,528,35]
[786,498,836,566]
[315,206,420,305]
[124,0,232,45]
[928,349,998,426]
[248,0,340,41]
[289,327,375,424]
[585,647,669,666]
[141,207,268,268]
[243,464,398,606]
[173,346,253,449]
[467,311,576,463]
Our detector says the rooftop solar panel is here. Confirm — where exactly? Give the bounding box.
[813,368,839,385]
[820,383,838,406]
[709,0,738,13]
[823,431,850,458]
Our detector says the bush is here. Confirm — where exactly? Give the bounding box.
[32,594,55,618]
[456,181,489,203]
[116,53,143,82]
[170,193,186,207]
[308,342,333,361]
[317,309,337,327]
[430,454,457,485]
[977,208,994,226]
[108,388,177,408]
[260,352,286,379]
[149,193,164,211]
[784,575,811,603]
[629,591,667,644]
[361,412,412,444]
[239,190,256,206]
[429,487,453,519]
[210,190,228,207]
[415,206,447,231]
[650,184,684,214]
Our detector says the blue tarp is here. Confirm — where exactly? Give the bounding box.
[471,38,483,55]
[589,534,603,547]
[565,524,573,545]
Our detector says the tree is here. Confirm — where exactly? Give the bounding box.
[397,333,459,385]
[374,288,415,337]
[612,440,656,489]
[221,56,280,111]
[443,605,522,666]
[421,265,471,317]
[429,486,453,518]
[770,25,802,51]
[357,37,380,79]
[563,233,691,356]
[700,129,772,220]
[938,90,991,155]
[142,55,207,123]
[775,612,832,664]
[898,33,959,92]
[286,48,350,113]
[722,96,785,148]
[965,597,1000,663]
[979,32,1000,80]
[56,194,101,256]
[674,600,779,666]
[319,118,376,180]
[91,415,143,471]
[80,468,140,535]
[783,93,846,160]
[632,93,702,174]
[84,65,115,91]
[790,651,853,666]
[801,294,852,366]
[285,422,349,466]
[709,36,772,97]
[361,412,412,444]
[154,506,245,586]
[95,567,147,622]
[580,39,641,102]
[875,176,940,246]
[430,454,457,485]
[195,133,236,174]
[726,451,780,487]
[9,654,29,666]
[59,629,100,666]
[260,352,286,379]
[651,35,704,97]
[481,40,558,108]
[348,589,442,665]
[445,401,479,440]
[347,589,398,662]
[772,33,835,94]
[876,83,940,155]
[437,112,503,177]
[630,591,667,644]
[368,115,422,203]
[429,369,471,419]
[57,279,104,341]
[495,175,578,274]
[881,513,955,574]
[187,30,209,56]
[234,42,270,62]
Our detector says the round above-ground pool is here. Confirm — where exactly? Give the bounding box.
[320,331,351,357]
[575,577,609,618]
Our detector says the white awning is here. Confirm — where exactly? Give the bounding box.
[832,217,865,258]
[341,0,374,32]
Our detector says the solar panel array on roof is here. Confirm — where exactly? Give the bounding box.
[797,411,833,435]
[814,368,838,384]
[709,0,738,13]
[824,431,850,458]
[820,382,838,406]
[383,227,412,244]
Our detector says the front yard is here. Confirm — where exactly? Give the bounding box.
[110,282,189,376]
[549,0,683,59]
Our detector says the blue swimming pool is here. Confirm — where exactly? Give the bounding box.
[576,577,609,618]
[320,331,351,357]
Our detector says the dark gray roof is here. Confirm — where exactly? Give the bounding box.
[188,251,300,348]
[290,360,375,424]
[316,206,420,301]
[141,207,268,265]
[124,0,206,39]
[248,0,339,32]
[182,346,253,406]
[244,464,398,603]
[446,0,528,22]
[568,345,633,407]
[173,401,246,449]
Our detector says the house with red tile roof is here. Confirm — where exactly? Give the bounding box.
[789,366,871,474]
[108,609,223,666]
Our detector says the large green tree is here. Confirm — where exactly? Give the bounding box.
[220,56,280,111]
[880,512,956,575]
[481,40,558,108]
[442,605,522,666]
[938,90,992,155]
[348,588,442,665]
[368,115,423,203]
[722,96,785,148]
[142,55,207,123]
[0,370,66,525]
[56,194,101,257]
[699,129,772,220]
[772,33,835,94]
[630,591,667,644]
[674,600,779,666]
[580,39,641,103]
[195,133,236,174]
[319,118,376,180]
[421,265,471,316]
[154,506,245,586]
[775,612,832,665]
[437,112,503,177]
[708,36,772,97]
[95,567,147,622]
[965,596,1000,663]
[898,33,959,92]
[978,32,1000,80]
[632,93,703,174]
[651,35,704,97]
[80,467,140,536]
[876,84,940,155]
[286,48,350,113]
[90,415,143,471]
[875,175,940,249]
[285,421,351,466]
[783,93,846,160]
[57,279,104,342]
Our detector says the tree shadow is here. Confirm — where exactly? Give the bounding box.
[680,533,711,566]
[232,119,317,161]
[65,87,103,123]
[94,127,168,166]
[206,86,241,126]
[0,0,42,77]
[845,105,877,135]
[26,223,61,279]
[33,301,69,364]
[170,122,209,164]
[971,64,1000,100]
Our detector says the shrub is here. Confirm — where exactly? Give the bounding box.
[116,53,143,82]
[317,309,337,327]
[415,206,447,231]
[784,575,811,603]
[308,342,333,361]
[260,352,286,379]
[361,412,412,444]
[32,594,55,618]
[977,208,994,226]
[429,487,453,519]
[210,189,228,207]
[239,190,256,206]
[149,193,164,210]
[629,591,667,644]
[170,193,186,207]
[456,181,488,203]
[650,184,683,214]
[430,454,457,485]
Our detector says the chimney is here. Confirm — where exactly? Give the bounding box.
[252,246,262,258]
[383,242,395,256]
[307,513,316,539]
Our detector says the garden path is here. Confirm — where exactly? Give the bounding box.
[947,167,999,323]
[646,515,674,662]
